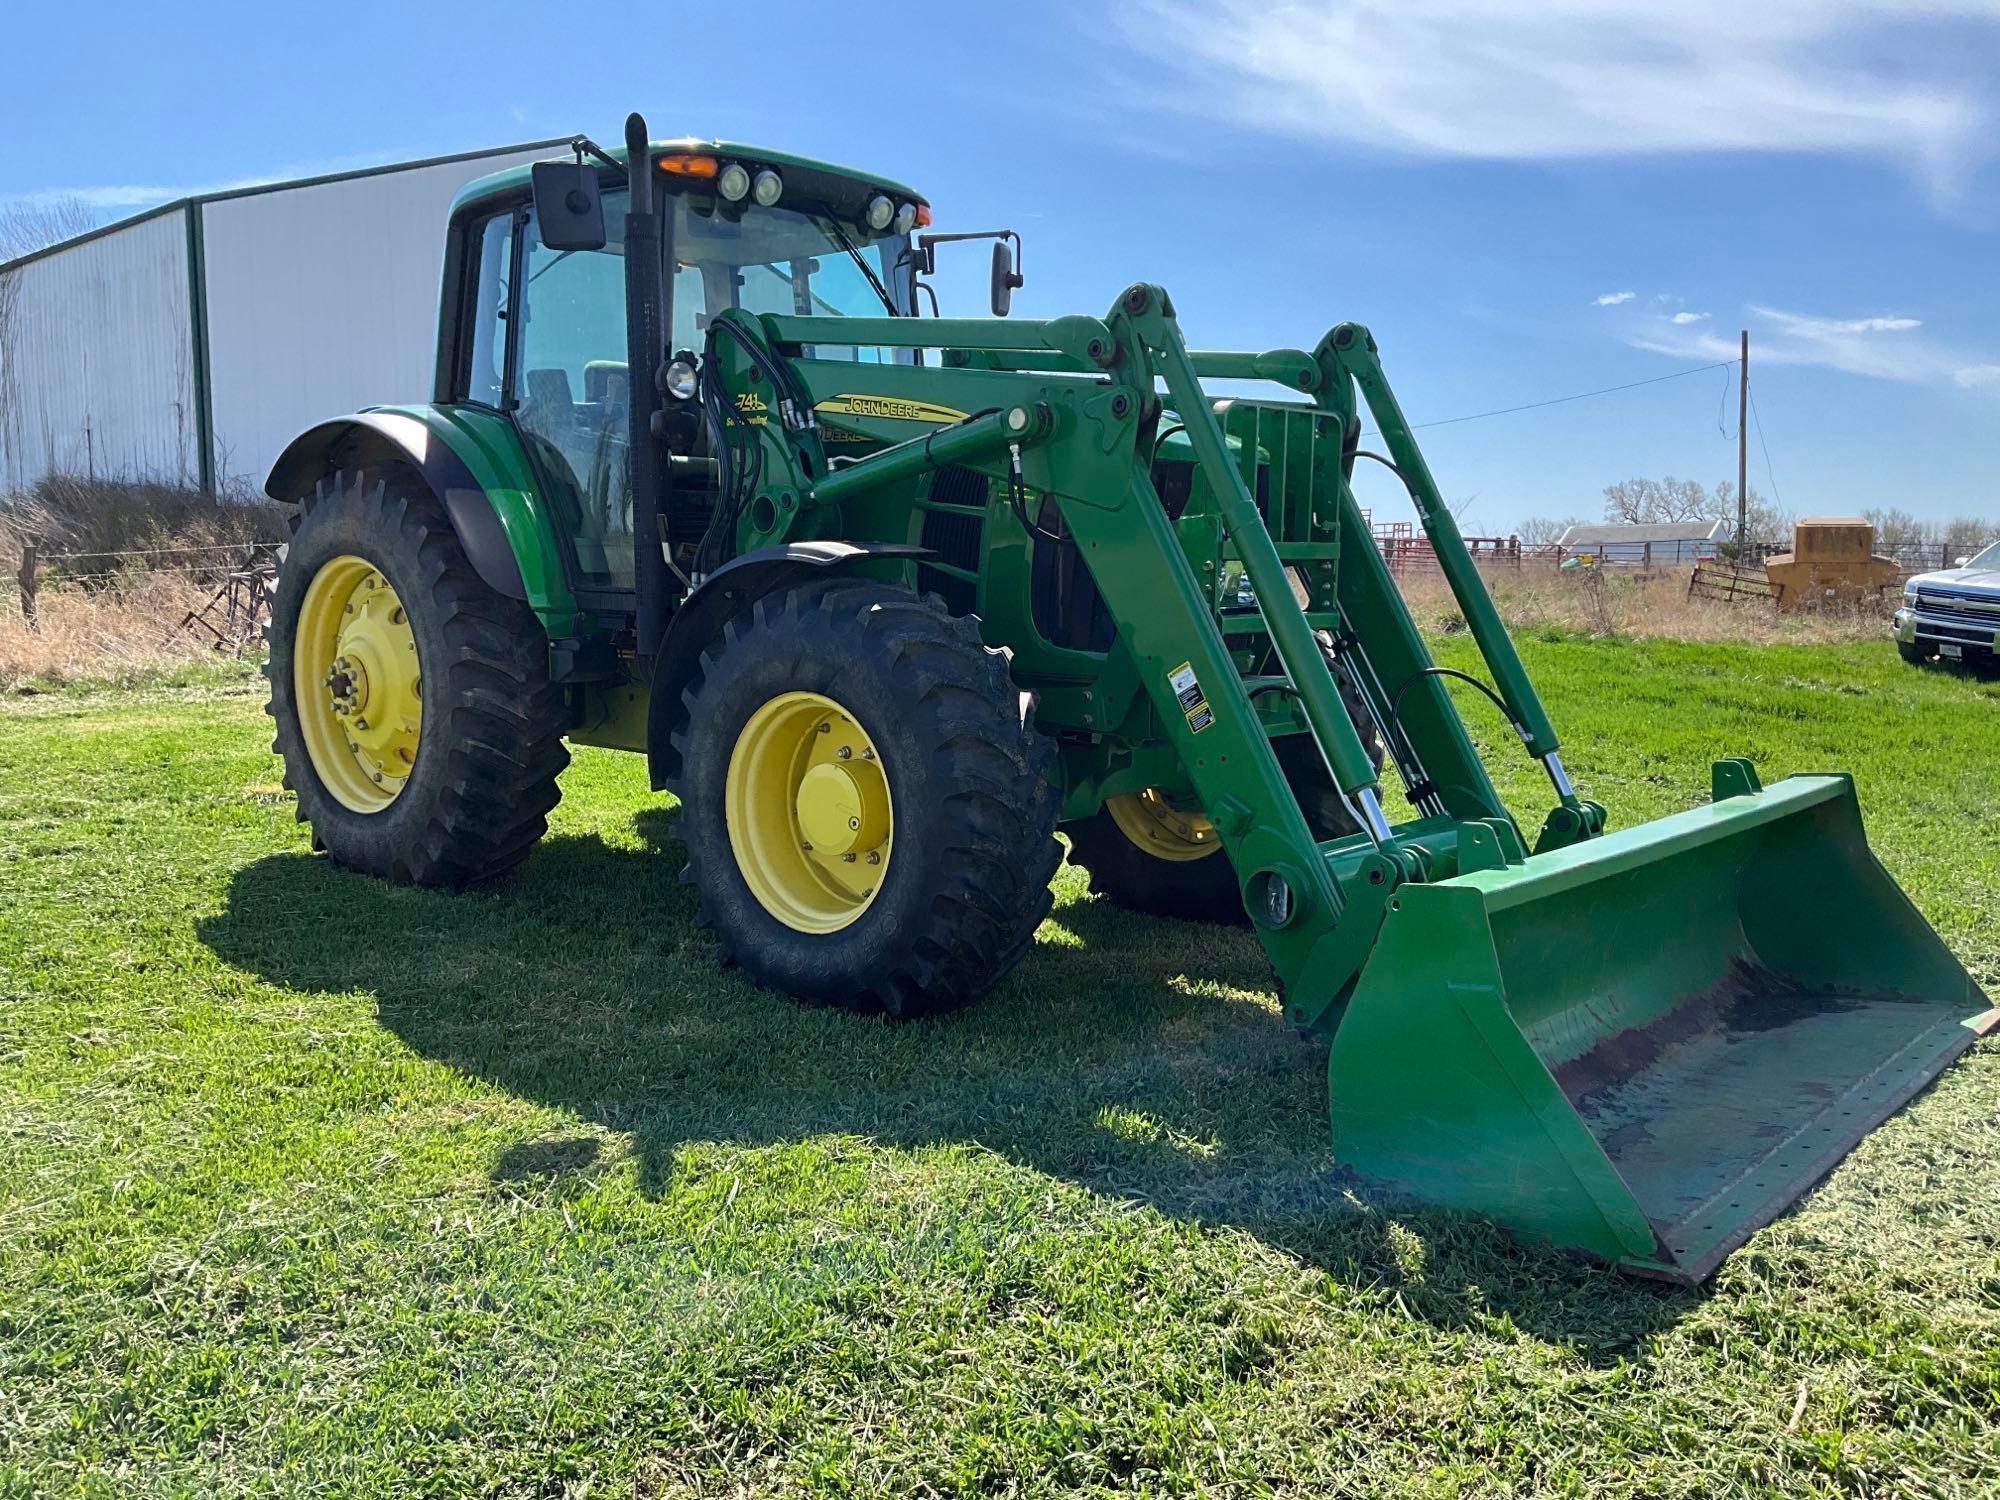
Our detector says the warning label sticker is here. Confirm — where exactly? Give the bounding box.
[1168,660,1214,734]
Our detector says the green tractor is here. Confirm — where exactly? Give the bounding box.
[265,115,1992,1282]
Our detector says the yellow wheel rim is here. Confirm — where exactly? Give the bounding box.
[292,554,421,813]
[1105,788,1222,862]
[725,691,893,934]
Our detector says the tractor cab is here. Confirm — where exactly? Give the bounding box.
[442,139,933,599]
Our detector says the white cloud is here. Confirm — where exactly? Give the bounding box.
[1593,290,1637,306]
[1669,311,1711,325]
[1628,301,1997,389]
[1116,2,2000,190]
[1782,313,1922,333]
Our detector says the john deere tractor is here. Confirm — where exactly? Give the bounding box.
[266,115,1992,1281]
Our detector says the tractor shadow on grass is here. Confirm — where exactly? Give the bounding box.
[199,805,1698,1362]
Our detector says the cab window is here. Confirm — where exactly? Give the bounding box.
[515,188,635,589]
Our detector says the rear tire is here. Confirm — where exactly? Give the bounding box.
[669,580,1062,1018]
[1064,790,1242,923]
[1065,639,1385,924]
[267,466,570,885]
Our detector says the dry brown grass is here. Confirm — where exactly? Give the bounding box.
[0,572,231,691]
[0,474,286,561]
[0,475,287,691]
[1397,563,1891,645]
[0,529,1891,694]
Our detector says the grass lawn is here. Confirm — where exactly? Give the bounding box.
[1,637,1995,1497]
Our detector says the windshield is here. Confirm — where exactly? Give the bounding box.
[669,197,912,364]
[1965,540,2000,570]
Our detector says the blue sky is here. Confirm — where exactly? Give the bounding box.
[5,0,1998,533]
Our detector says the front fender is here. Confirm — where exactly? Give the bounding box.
[646,541,933,789]
[265,404,578,635]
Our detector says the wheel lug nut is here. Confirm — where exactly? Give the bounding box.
[842,853,857,863]
[861,748,875,761]
[866,851,880,865]
[837,746,852,759]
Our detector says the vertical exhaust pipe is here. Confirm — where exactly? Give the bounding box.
[623,112,670,656]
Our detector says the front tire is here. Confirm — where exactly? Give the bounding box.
[267,466,570,885]
[1897,641,1929,665]
[669,580,1062,1018]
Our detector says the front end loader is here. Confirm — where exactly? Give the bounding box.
[262,115,1993,1282]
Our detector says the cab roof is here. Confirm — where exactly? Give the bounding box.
[450,138,928,219]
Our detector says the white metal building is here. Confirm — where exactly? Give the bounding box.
[1554,519,1730,564]
[0,138,571,496]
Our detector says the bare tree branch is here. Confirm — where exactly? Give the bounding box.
[0,198,98,263]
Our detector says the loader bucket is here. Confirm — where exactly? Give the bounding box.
[1328,772,1994,1282]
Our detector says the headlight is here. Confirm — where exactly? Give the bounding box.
[864,194,894,231]
[716,162,751,202]
[663,357,698,401]
[1904,580,1919,600]
[751,169,783,207]
[892,201,918,235]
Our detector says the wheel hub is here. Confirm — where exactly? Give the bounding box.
[292,556,422,813]
[795,761,889,856]
[1106,787,1222,862]
[726,691,894,933]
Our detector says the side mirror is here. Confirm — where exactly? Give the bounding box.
[1954,555,1971,567]
[991,239,1024,317]
[531,161,606,251]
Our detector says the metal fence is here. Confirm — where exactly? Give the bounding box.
[13,538,283,651]
[1377,529,1966,582]
[1371,525,1726,576]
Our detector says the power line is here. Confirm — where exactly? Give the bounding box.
[1747,380,1781,507]
[1407,360,1737,431]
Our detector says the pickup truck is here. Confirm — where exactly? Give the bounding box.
[1894,540,2000,666]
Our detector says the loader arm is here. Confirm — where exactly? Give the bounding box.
[699,286,1598,1030]
[696,285,1989,1282]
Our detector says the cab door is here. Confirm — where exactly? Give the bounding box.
[510,187,638,591]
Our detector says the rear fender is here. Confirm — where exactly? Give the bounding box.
[646,541,932,789]
[265,405,578,635]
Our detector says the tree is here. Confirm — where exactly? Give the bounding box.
[1861,506,1927,549]
[1601,474,1790,544]
[1601,476,1710,525]
[1940,515,1997,563]
[1514,514,1585,546]
[0,197,97,262]
[1708,481,1790,545]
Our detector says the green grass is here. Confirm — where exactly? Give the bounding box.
[1,637,1995,1497]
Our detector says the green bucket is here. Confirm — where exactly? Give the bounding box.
[1328,771,1994,1282]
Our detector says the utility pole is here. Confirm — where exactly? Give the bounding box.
[1736,329,1749,556]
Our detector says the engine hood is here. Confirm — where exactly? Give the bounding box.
[1907,567,2000,595]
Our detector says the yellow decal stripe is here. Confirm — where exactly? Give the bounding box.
[815,394,970,424]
